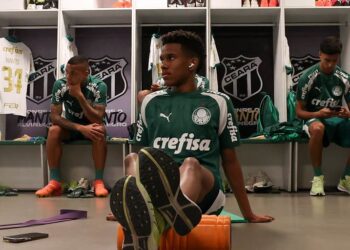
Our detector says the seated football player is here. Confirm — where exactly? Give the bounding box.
[35,55,108,198]
[296,36,350,196]
[109,30,273,250]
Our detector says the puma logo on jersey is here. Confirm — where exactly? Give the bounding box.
[153,133,211,154]
[160,113,172,122]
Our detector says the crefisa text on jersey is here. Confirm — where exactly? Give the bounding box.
[227,113,239,142]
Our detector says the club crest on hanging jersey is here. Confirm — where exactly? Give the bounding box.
[27,57,57,104]
[89,56,128,103]
[291,54,319,87]
[221,55,263,102]
[192,107,211,125]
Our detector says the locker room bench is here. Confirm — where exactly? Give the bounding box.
[0,140,47,190]
[129,138,294,192]
[0,139,128,190]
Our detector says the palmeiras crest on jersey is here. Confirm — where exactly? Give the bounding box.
[221,55,263,102]
[291,54,319,87]
[88,56,128,103]
[27,57,57,104]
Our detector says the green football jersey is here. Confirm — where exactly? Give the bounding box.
[135,88,240,186]
[296,63,350,112]
[51,75,107,124]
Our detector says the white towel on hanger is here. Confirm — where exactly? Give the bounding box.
[148,34,162,83]
[210,35,220,91]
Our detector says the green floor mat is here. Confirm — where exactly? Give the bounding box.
[220,210,248,223]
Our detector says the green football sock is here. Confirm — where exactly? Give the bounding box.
[50,168,60,181]
[342,166,350,179]
[313,167,323,177]
[95,169,104,180]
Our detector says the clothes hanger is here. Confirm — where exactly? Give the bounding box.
[66,34,74,42]
[5,29,19,43]
[154,26,161,38]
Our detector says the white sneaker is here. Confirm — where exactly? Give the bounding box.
[251,0,259,7]
[310,175,325,196]
[253,170,273,189]
[245,174,256,192]
[242,0,251,7]
[337,176,350,194]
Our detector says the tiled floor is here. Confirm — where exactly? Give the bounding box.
[0,192,349,250]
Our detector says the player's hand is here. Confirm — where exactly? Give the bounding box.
[78,123,105,142]
[337,108,350,118]
[246,214,274,223]
[317,108,337,118]
[150,83,161,92]
[68,82,83,99]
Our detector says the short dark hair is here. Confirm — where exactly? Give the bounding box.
[161,30,205,72]
[320,36,342,55]
[67,55,89,67]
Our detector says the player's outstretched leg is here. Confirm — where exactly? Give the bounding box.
[110,175,162,250]
[138,147,202,236]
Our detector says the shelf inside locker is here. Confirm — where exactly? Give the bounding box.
[62,8,132,26]
[0,10,58,27]
[211,8,281,25]
[285,7,350,24]
[136,8,206,25]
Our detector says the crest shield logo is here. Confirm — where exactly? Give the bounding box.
[88,56,128,103]
[291,54,319,87]
[27,57,57,104]
[221,55,263,101]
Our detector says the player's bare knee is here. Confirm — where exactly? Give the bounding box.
[181,157,201,172]
[47,125,64,141]
[124,153,138,175]
[124,153,138,166]
[96,124,107,135]
[309,123,325,137]
[137,90,151,104]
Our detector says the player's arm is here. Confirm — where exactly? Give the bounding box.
[295,100,335,120]
[295,74,335,120]
[76,96,106,124]
[50,104,104,141]
[221,148,274,223]
[49,104,81,131]
[338,80,350,118]
[338,105,350,118]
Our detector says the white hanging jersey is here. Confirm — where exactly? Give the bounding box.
[148,34,162,83]
[60,36,78,75]
[283,36,293,89]
[210,36,220,91]
[0,38,34,116]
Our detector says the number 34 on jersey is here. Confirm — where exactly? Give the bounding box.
[0,38,35,116]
